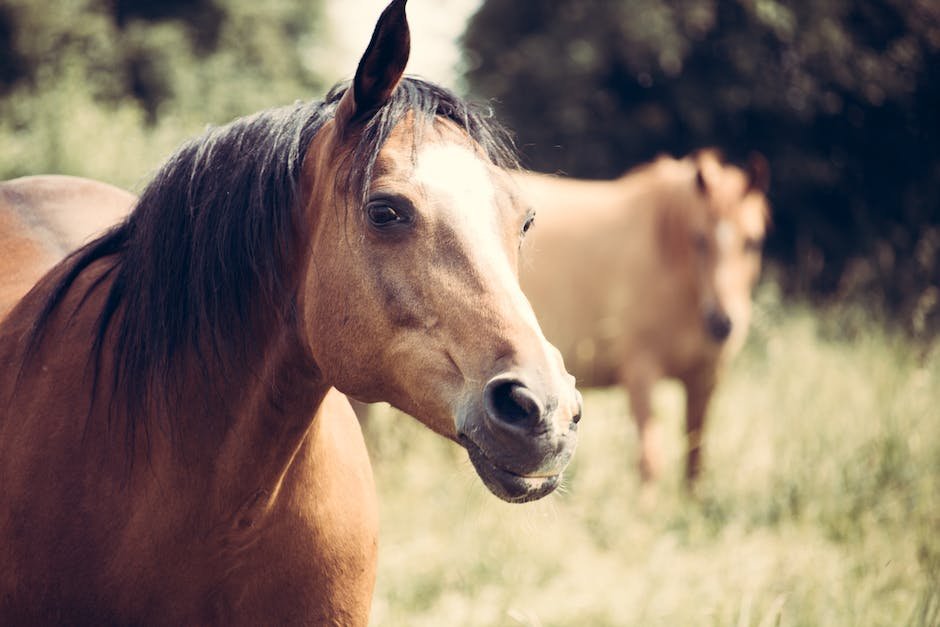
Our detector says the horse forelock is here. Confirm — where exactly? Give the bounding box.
[22,76,517,456]
[325,77,518,205]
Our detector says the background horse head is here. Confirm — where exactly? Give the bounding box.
[0,1,581,623]
[657,149,771,356]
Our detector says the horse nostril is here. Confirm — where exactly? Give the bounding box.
[706,311,733,342]
[485,379,542,427]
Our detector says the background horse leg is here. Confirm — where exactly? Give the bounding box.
[682,370,717,487]
[623,357,662,482]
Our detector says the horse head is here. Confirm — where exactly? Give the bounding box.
[661,149,771,352]
[297,0,582,503]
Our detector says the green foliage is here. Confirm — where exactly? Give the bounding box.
[364,295,940,625]
[0,0,327,187]
[463,0,940,335]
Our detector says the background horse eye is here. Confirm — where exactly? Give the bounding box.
[744,236,764,253]
[368,203,403,228]
[693,232,709,255]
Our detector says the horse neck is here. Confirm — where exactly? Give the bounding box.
[76,259,331,509]
[169,318,330,500]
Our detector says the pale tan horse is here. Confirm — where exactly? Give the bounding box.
[0,175,134,318]
[0,1,581,623]
[517,150,769,485]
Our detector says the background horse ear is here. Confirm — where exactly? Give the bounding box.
[691,148,722,196]
[335,0,410,131]
[746,152,771,193]
[695,165,708,194]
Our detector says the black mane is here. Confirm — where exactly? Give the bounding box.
[25,77,517,447]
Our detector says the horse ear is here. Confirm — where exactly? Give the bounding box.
[335,0,410,131]
[746,152,770,193]
[691,149,712,195]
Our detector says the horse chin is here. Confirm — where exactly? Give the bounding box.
[459,434,563,503]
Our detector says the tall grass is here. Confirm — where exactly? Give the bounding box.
[364,288,940,626]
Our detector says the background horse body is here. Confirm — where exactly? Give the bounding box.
[0,1,581,623]
[0,175,134,318]
[517,150,769,484]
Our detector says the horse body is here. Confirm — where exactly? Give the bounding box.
[517,150,769,483]
[0,175,135,318]
[0,1,581,623]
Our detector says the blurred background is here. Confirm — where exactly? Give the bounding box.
[1,0,938,624]
[1,0,937,335]
[462,0,940,341]
[0,0,940,337]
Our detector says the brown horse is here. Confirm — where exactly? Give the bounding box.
[0,175,135,318]
[516,150,769,486]
[0,1,581,623]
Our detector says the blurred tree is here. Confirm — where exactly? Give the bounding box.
[0,3,25,86]
[0,0,326,121]
[0,0,328,186]
[464,0,940,334]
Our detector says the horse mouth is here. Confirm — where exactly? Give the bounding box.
[458,434,562,503]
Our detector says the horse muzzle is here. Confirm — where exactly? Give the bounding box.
[457,372,581,503]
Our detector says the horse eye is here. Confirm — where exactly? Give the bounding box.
[521,213,535,236]
[367,203,402,228]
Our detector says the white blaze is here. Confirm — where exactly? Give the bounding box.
[413,142,495,211]
[715,219,736,254]
[413,142,543,332]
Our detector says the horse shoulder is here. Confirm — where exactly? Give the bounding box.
[284,387,378,576]
[214,389,378,624]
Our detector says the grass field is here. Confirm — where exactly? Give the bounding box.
[363,288,940,626]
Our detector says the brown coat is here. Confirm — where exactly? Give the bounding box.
[0,175,135,318]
